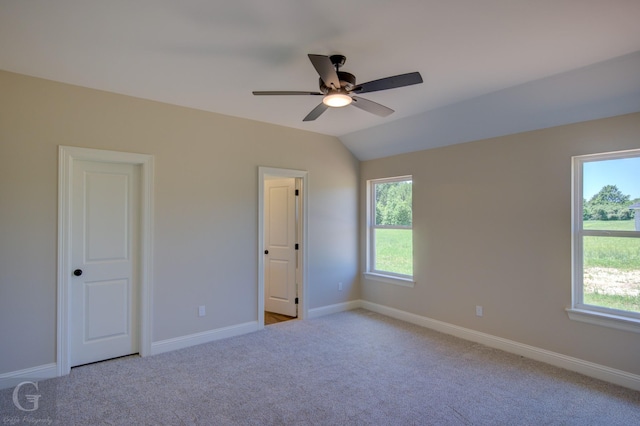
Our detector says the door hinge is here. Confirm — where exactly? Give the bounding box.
[295,243,299,250]
[295,297,299,304]
[295,189,299,196]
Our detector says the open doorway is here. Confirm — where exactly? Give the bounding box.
[258,168,308,329]
[264,311,297,325]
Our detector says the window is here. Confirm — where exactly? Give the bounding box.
[569,149,640,332]
[366,176,414,286]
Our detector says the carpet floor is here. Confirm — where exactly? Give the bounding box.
[1,309,639,425]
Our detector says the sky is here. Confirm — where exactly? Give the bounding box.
[583,156,640,201]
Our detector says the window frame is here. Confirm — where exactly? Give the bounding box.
[364,175,415,287]
[568,149,640,333]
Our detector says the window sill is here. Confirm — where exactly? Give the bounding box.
[566,308,640,334]
[363,272,415,288]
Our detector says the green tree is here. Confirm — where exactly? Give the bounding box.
[375,181,412,226]
[584,185,633,221]
[588,185,629,205]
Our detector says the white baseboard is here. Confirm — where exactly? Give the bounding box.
[2,322,259,389]
[151,321,259,356]
[360,300,640,391]
[308,300,362,319]
[152,300,362,356]
[3,303,638,392]
[0,363,58,390]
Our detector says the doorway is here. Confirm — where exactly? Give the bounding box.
[264,177,298,322]
[57,146,154,376]
[258,167,308,328]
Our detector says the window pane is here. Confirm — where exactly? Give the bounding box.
[375,181,412,226]
[582,157,640,230]
[374,228,413,276]
[583,236,640,313]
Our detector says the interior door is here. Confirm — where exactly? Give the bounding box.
[70,160,140,366]
[264,178,298,317]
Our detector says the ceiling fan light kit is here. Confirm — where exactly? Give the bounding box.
[323,90,352,107]
[252,54,423,121]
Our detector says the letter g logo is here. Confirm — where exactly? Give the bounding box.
[12,381,41,412]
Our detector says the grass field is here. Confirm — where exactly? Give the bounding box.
[582,221,639,313]
[374,228,413,276]
[584,291,640,313]
[583,220,635,231]
[583,236,640,270]
[582,220,639,270]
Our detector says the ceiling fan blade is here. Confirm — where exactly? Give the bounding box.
[352,72,423,94]
[308,54,340,89]
[303,103,329,121]
[351,96,394,117]
[253,91,323,95]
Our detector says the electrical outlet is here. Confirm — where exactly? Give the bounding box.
[476,305,483,317]
[198,305,206,317]
[338,282,343,291]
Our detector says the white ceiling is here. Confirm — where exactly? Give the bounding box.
[1,1,640,160]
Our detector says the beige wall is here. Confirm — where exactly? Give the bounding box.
[2,67,638,379]
[361,112,640,375]
[0,70,360,373]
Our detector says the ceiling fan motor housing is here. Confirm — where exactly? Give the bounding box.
[319,71,356,93]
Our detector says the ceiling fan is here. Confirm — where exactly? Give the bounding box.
[252,54,423,121]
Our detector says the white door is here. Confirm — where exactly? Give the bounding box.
[70,160,140,366]
[264,178,298,317]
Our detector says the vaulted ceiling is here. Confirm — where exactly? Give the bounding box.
[1,1,639,160]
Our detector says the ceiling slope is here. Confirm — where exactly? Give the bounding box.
[1,1,639,159]
[340,52,640,160]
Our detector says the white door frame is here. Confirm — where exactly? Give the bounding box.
[57,146,154,376]
[258,167,308,328]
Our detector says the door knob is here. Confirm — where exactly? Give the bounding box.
[73,269,83,277]
[264,250,269,254]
